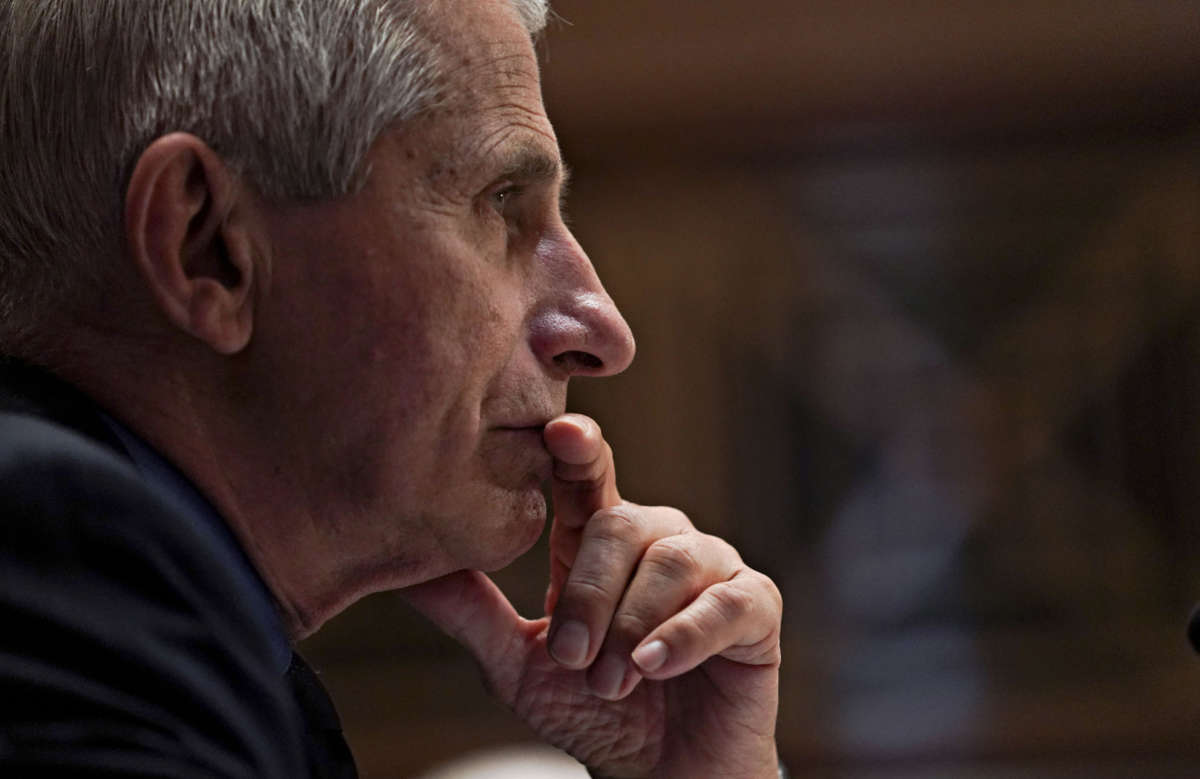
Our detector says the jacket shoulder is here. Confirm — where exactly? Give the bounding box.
[0,413,308,778]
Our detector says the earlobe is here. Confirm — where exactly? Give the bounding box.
[125,132,258,355]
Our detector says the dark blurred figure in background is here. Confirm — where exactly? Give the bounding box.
[0,1,783,776]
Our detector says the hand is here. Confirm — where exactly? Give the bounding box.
[401,414,782,778]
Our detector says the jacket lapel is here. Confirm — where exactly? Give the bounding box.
[286,652,359,779]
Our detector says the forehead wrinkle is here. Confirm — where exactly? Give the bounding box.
[480,105,553,149]
[470,50,535,75]
[445,54,550,162]
[482,78,544,112]
[474,122,561,179]
[454,48,538,95]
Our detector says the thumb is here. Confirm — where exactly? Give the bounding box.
[399,570,525,698]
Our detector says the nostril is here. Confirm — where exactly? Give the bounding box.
[554,350,603,372]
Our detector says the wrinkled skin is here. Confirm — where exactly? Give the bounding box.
[389,3,782,776]
[403,415,782,778]
[109,0,782,773]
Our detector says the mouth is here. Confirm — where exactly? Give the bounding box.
[485,424,555,483]
[491,409,561,436]
[492,425,551,449]
[493,412,557,430]
[496,422,549,434]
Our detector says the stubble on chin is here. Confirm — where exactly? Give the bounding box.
[475,483,548,573]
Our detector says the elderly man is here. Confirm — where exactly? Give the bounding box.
[0,1,782,777]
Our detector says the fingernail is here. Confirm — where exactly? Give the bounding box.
[632,639,668,673]
[588,652,627,700]
[549,620,589,667]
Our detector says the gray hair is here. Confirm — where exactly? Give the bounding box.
[0,0,549,352]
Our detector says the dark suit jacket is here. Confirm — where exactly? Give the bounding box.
[0,360,355,778]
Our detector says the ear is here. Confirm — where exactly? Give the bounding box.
[124,132,261,355]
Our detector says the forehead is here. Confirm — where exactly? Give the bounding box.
[417,0,558,184]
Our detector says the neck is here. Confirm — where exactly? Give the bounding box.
[49,335,323,637]
[54,331,441,640]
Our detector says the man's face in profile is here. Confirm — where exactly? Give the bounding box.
[249,0,634,584]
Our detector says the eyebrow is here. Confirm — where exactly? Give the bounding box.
[496,146,565,185]
[495,146,573,211]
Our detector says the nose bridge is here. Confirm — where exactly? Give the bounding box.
[530,231,635,378]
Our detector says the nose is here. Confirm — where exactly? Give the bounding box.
[529,234,636,379]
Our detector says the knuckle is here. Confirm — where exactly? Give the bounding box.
[656,505,694,531]
[561,573,613,608]
[708,583,756,623]
[694,531,741,568]
[712,534,742,563]
[586,506,640,544]
[747,569,784,617]
[641,537,700,582]
[752,614,785,659]
[765,576,784,616]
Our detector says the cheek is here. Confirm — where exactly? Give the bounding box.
[377,269,522,455]
[333,222,532,483]
[419,258,525,390]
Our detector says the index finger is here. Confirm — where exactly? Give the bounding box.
[542,414,621,616]
[543,414,620,529]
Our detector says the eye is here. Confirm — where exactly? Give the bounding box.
[490,184,523,211]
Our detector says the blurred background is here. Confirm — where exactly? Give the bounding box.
[302,1,1200,775]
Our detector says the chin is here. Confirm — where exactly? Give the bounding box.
[476,486,547,572]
